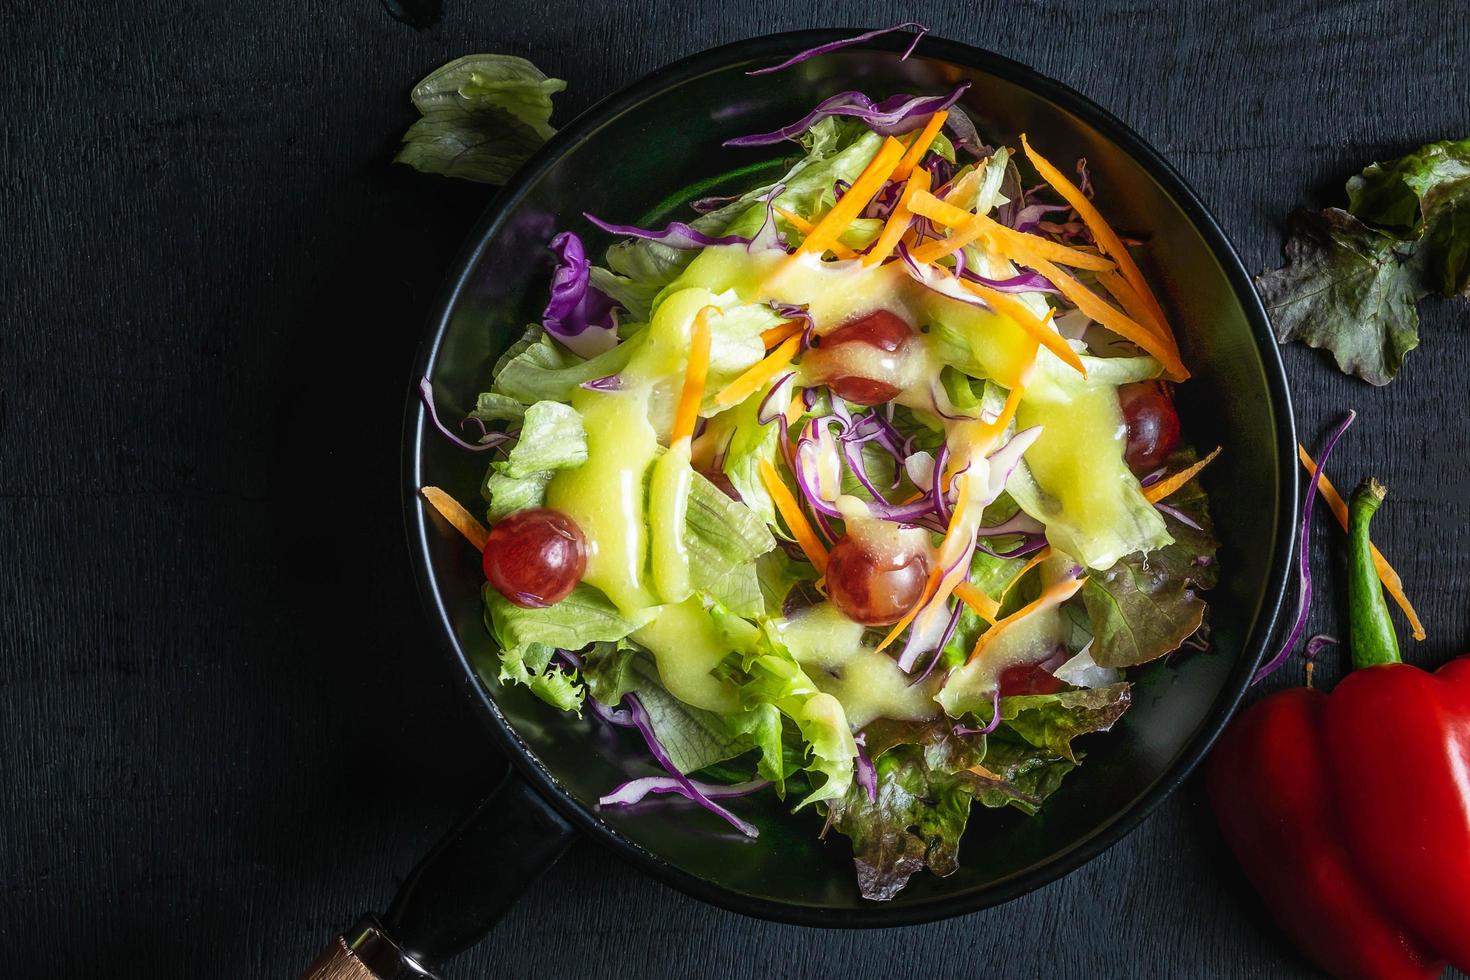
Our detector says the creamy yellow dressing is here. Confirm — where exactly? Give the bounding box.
[631,596,740,713]
[547,233,1153,728]
[546,386,659,615]
[777,602,942,728]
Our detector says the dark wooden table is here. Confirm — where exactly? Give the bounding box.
[4,2,1467,977]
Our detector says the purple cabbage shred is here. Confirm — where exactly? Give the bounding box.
[542,232,620,358]
[745,22,928,76]
[1253,410,1356,685]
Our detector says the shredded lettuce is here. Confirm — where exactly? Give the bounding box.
[489,325,639,405]
[730,627,859,808]
[482,399,587,519]
[483,583,641,712]
[685,470,775,617]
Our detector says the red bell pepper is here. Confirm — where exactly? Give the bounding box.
[1207,479,1470,980]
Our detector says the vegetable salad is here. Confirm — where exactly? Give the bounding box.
[420,28,1220,900]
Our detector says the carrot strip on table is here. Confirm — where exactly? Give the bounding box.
[1298,446,1426,640]
[670,307,714,445]
[1144,446,1221,503]
[892,111,948,182]
[757,457,829,574]
[420,486,488,551]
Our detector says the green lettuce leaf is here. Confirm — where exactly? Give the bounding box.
[580,639,638,706]
[483,582,639,712]
[481,399,587,519]
[1257,138,1469,384]
[489,326,639,406]
[959,731,1075,815]
[732,632,858,808]
[828,745,972,901]
[597,118,883,321]
[624,654,751,774]
[726,702,787,796]
[1346,138,1470,297]
[1082,456,1219,667]
[685,470,774,617]
[395,55,566,184]
[720,392,783,533]
[995,683,1131,764]
[1256,208,1428,385]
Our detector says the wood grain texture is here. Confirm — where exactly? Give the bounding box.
[1,1,1466,977]
[302,939,380,980]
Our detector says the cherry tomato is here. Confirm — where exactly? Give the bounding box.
[808,309,914,405]
[1118,381,1182,473]
[826,533,929,627]
[998,661,1068,696]
[483,508,587,608]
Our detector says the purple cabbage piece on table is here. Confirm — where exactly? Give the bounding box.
[1253,410,1356,685]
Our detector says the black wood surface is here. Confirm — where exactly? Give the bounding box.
[3,3,1467,977]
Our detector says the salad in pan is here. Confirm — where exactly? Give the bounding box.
[420,29,1220,901]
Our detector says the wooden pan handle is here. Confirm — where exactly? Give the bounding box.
[301,916,437,980]
[300,771,576,977]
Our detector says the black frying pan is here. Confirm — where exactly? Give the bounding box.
[304,29,1297,979]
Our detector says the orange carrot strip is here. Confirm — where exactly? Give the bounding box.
[759,319,804,348]
[1143,446,1221,503]
[968,576,1086,664]
[878,471,976,652]
[670,308,714,444]
[791,137,905,259]
[773,206,860,260]
[1020,135,1171,336]
[953,581,999,624]
[1024,254,1190,380]
[420,486,488,552]
[863,167,931,267]
[1298,446,1425,640]
[784,393,804,427]
[758,457,828,574]
[1000,547,1053,599]
[714,335,801,409]
[892,111,948,182]
[1097,268,1170,346]
[908,191,1115,271]
[952,274,1086,377]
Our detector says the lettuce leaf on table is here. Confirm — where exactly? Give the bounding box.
[395,55,566,185]
[1257,138,1469,385]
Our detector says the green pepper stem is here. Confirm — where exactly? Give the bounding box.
[1347,479,1401,670]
